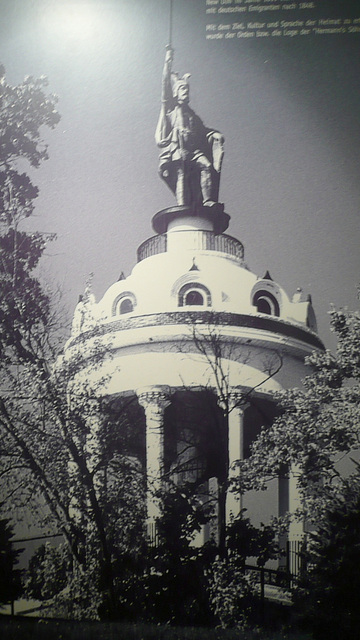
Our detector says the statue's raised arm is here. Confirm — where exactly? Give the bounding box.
[155,47,224,209]
[161,45,174,105]
[155,46,175,148]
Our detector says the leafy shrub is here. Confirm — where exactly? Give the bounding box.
[25,542,68,601]
[0,518,23,604]
[295,470,360,640]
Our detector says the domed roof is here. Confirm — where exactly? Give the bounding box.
[71,208,317,338]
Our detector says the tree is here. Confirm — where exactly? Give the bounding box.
[239,304,360,526]
[0,518,22,606]
[143,482,215,626]
[295,465,360,640]
[0,64,61,524]
[132,483,278,628]
[25,541,68,601]
[0,65,146,619]
[195,300,360,631]
[207,512,279,629]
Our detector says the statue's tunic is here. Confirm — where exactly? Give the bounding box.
[156,103,216,168]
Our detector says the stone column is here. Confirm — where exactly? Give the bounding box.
[226,393,246,523]
[287,465,305,581]
[136,385,171,543]
[277,465,306,578]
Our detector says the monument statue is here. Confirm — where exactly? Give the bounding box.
[155,46,225,209]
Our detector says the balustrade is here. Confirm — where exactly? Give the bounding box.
[137,230,244,262]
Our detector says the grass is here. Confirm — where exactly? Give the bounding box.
[0,616,311,640]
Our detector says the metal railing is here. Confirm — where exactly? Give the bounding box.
[286,539,307,585]
[137,233,167,261]
[137,230,244,262]
[245,564,292,595]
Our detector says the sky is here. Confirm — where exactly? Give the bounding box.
[0,0,359,351]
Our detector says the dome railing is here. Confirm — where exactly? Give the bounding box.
[137,230,244,262]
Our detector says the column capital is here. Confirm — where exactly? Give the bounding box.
[136,385,171,418]
[228,389,249,412]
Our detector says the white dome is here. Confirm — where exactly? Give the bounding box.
[66,210,323,397]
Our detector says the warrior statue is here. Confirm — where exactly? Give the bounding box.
[155,46,225,208]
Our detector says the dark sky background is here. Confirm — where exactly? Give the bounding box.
[1,0,359,351]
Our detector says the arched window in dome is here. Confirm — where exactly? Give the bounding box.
[112,292,136,316]
[253,290,280,317]
[119,298,133,314]
[178,283,211,307]
[185,290,204,306]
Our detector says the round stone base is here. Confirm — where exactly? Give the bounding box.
[152,203,230,235]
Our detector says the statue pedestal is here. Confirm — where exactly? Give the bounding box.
[152,204,230,235]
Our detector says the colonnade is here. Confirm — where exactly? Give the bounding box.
[136,385,247,541]
[136,384,303,555]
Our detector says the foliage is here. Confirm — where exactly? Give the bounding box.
[239,305,360,525]
[294,466,360,640]
[0,64,146,619]
[226,512,279,568]
[25,542,68,601]
[103,485,280,628]
[156,482,213,553]
[144,483,216,626]
[109,483,216,626]
[0,517,23,604]
[207,513,278,629]
[0,65,60,169]
[207,555,256,630]
[233,303,360,633]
